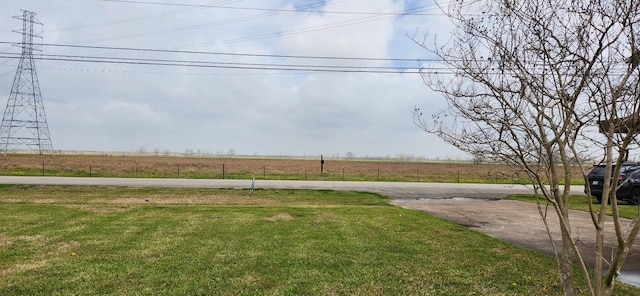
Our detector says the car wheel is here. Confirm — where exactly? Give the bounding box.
[595,195,611,204]
[630,189,640,205]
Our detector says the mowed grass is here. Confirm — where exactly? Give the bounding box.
[2,186,638,295]
[508,194,640,220]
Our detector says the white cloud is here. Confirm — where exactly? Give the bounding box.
[0,0,467,159]
[102,101,165,123]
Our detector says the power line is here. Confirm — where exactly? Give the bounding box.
[172,5,433,48]
[47,0,244,33]
[0,51,428,71]
[99,0,445,16]
[0,39,442,75]
[37,2,95,15]
[0,53,425,74]
[172,4,435,49]
[3,49,623,77]
[71,1,336,44]
[4,42,626,75]
[36,64,300,76]
[70,1,439,46]
[171,4,440,50]
[0,46,14,67]
[0,41,435,62]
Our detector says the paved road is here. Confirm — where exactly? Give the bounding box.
[0,176,584,198]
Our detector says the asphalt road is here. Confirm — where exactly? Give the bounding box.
[0,176,584,198]
[2,176,638,286]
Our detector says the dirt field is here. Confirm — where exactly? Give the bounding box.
[0,153,586,183]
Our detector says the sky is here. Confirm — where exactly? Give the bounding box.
[0,0,468,159]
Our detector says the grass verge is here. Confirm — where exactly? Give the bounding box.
[507,194,640,220]
[1,186,638,295]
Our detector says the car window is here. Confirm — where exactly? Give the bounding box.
[589,166,607,175]
[621,165,640,173]
[590,164,640,174]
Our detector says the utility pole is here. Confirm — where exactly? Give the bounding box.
[0,10,54,156]
[320,154,325,180]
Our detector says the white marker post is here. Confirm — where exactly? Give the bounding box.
[250,177,256,195]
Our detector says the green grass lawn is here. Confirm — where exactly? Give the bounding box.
[1,186,638,295]
[507,194,640,220]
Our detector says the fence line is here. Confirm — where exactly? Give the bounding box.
[0,155,584,184]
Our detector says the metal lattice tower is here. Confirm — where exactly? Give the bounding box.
[0,10,53,156]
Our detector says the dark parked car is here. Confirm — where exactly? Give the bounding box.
[585,162,640,205]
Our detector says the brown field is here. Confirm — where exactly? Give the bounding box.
[0,154,587,184]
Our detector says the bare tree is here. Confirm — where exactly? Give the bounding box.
[413,1,640,295]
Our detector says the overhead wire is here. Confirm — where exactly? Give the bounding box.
[35,64,300,76]
[4,41,626,75]
[6,51,623,76]
[173,4,436,49]
[69,0,345,44]
[0,1,444,75]
[0,41,434,62]
[0,41,435,75]
[98,0,445,16]
[38,2,95,15]
[0,52,422,70]
[0,46,16,67]
[0,52,427,74]
[1,45,629,76]
[0,0,445,78]
[2,41,630,76]
[46,0,244,33]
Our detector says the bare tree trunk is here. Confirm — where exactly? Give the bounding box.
[560,222,576,295]
[412,1,640,295]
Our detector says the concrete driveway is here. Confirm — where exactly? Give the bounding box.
[391,198,640,286]
[392,198,639,267]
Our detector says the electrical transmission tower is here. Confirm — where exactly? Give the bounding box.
[0,10,53,156]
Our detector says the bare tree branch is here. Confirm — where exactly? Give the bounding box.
[413,1,640,295]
